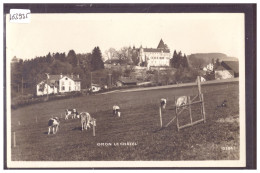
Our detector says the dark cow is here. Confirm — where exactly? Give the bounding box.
[48,117,60,135]
[160,98,167,109]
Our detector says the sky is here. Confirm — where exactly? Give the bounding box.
[6,13,244,61]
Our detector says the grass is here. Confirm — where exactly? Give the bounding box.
[11,82,239,161]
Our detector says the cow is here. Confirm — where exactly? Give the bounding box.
[176,96,188,109]
[160,98,167,109]
[65,109,79,120]
[80,112,95,131]
[217,100,227,108]
[48,117,60,135]
[112,105,121,117]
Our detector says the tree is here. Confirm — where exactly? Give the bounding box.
[214,58,221,69]
[67,49,78,67]
[170,50,178,68]
[117,47,129,65]
[105,48,118,60]
[189,58,206,69]
[131,47,139,65]
[181,54,189,68]
[90,47,104,71]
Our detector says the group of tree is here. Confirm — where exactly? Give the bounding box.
[11,47,105,96]
[170,50,189,69]
[105,46,139,66]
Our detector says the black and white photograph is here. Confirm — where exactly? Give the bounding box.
[4,3,256,169]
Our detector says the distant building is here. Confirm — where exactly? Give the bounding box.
[214,61,239,80]
[117,77,137,86]
[91,84,101,92]
[36,74,81,96]
[139,39,171,69]
[221,61,239,77]
[203,63,214,72]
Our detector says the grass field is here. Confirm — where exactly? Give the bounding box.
[11,82,240,161]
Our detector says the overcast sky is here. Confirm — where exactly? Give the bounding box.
[6,13,244,61]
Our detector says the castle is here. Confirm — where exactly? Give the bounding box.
[138,39,171,69]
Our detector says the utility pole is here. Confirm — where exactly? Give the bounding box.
[21,77,24,95]
[108,74,112,88]
[45,73,49,100]
[90,72,92,92]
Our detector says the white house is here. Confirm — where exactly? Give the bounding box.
[203,63,214,72]
[91,84,101,92]
[215,66,234,80]
[36,74,81,96]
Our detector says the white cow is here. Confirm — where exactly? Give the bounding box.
[65,109,79,120]
[160,98,167,109]
[112,105,121,117]
[48,117,60,135]
[176,96,188,109]
[80,112,95,131]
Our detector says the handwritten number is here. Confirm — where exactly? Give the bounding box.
[10,12,30,20]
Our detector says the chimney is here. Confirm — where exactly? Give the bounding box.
[71,73,73,78]
[77,74,79,78]
[46,73,50,79]
[60,73,63,78]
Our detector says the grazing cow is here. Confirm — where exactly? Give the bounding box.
[176,96,188,109]
[65,109,79,120]
[160,98,167,109]
[217,100,227,108]
[112,105,121,117]
[80,112,95,131]
[48,117,60,135]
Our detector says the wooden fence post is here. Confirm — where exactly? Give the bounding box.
[188,96,192,123]
[159,106,162,128]
[13,132,16,148]
[93,119,96,136]
[201,94,206,123]
[197,76,202,98]
[175,98,179,131]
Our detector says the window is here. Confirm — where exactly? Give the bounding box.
[69,86,71,91]
[62,86,65,91]
[62,81,64,85]
[65,78,68,80]
[69,81,71,85]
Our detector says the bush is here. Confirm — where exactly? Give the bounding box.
[11,91,83,109]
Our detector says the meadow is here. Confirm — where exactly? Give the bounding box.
[11,82,240,161]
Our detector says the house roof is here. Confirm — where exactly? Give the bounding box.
[38,74,81,85]
[221,61,239,73]
[91,84,101,87]
[64,75,81,81]
[118,77,137,84]
[157,39,166,49]
[215,65,228,71]
[143,48,170,53]
[48,75,61,81]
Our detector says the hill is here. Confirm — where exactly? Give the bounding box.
[187,53,238,67]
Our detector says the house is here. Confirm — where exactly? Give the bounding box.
[116,77,137,86]
[215,66,234,80]
[214,61,239,80]
[138,39,171,69]
[36,74,81,96]
[203,63,214,72]
[91,84,101,92]
[221,61,239,77]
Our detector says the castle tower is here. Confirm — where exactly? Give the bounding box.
[157,39,166,49]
